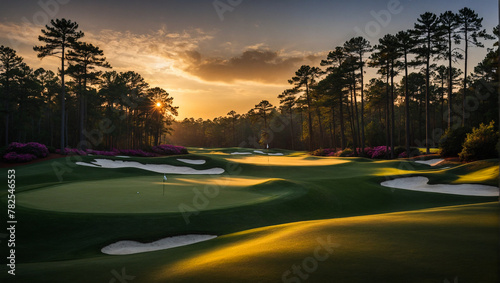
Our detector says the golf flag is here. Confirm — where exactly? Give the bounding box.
[266,143,269,149]
[163,174,167,182]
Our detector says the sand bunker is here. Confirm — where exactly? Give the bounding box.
[76,159,224,174]
[177,158,206,165]
[414,159,444,166]
[381,176,499,196]
[102,235,217,255]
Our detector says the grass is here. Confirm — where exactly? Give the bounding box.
[0,148,498,282]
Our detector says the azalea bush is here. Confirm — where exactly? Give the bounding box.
[3,152,38,163]
[312,148,338,156]
[116,149,158,157]
[152,144,188,155]
[7,142,49,158]
[338,148,354,157]
[1,141,189,163]
[312,146,421,160]
[57,148,87,155]
[397,148,421,158]
[366,146,389,159]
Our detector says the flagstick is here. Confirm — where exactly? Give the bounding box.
[163,173,167,196]
[267,143,269,165]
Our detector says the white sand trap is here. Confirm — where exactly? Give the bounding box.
[231,152,252,155]
[268,153,284,156]
[414,159,444,166]
[381,176,499,196]
[102,234,217,255]
[76,159,224,174]
[254,150,266,154]
[177,158,206,165]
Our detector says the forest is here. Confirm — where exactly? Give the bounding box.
[1,8,498,157]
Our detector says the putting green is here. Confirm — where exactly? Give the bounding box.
[226,155,351,166]
[17,176,304,213]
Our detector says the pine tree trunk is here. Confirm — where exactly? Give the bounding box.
[390,60,395,159]
[339,94,345,150]
[404,49,410,156]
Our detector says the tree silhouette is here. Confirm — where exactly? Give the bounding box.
[254,100,274,129]
[147,87,178,146]
[395,30,418,156]
[33,19,84,151]
[457,7,493,126]
[438,11,462,129]
[344,36,372,154]
[0,46,24,145]
[278,89,298,149]
[67,42,110,148]
[289,65,321,150]
[321,47,348,149]
[373,34,401,158]
[227,110,240,146]
[413,12,445,154]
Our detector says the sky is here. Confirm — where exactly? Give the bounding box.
[0,0,497,120]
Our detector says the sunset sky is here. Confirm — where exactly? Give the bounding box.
[0,0,496,120]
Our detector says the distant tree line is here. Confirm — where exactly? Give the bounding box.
[1,19,178,151]
[169,8,498,156]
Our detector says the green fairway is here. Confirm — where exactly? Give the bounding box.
[17,175,303,213]
[0,148,498,282]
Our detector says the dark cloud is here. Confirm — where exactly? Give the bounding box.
[183,49,314,84]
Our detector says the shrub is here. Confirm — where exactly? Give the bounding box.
[394,146,406,158]
[398,147,421,158]
[47,145,56,154]
[117,149,158,157]
[459,121,499,162]
[87,149,118,156]
[7,142,49,158]
[312,148,337,156]
[3,152,37,163]
[339,148,354,157]
[439,127,470,157]
[368,146,389,159]
[152,144,188,155]
[59,148,87,155]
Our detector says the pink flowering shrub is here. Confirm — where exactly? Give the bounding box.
[312,146,420,159]
[7,142,49,158]
[152,144,188,155]
[367,146,389,159]
[116,149,158,157]
[3,152,37,163]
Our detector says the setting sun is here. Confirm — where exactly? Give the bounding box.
[156,102,161,107]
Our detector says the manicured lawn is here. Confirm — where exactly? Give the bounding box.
[0,148,497,282]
